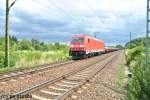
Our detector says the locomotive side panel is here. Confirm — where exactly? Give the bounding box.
[69,35,105,59]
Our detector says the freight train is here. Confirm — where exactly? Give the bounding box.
[69,35,119,59]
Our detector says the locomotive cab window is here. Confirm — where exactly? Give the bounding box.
[71,38,84,42]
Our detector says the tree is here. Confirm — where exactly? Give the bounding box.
[10,35,18,43]
[31,38,41,50]
[0,37,5,51]
[18,39,32,50]
[116,45,124,49]
[54,42,60,50]
[125,37,150,49]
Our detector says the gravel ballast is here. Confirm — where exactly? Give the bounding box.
[66,50,126,100]
[0,52,117,96]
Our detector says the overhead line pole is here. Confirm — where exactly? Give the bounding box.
[129,32,131,48]
[5,0,10,67]
[94,32,99,38]
[5,0,17,67]
[146,0,149,69]
[130,32,131,43]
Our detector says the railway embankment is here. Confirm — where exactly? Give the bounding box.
[0,50,69,74]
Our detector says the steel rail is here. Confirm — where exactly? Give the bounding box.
[56,54,118,100]
[0,60,69,75]
[0,60,74,82]
[0,52,115,82]
[3,52,118,100]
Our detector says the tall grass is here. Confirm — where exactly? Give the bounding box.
[117,64,125,90]
[126,46,150,100]
[0,50,69,73]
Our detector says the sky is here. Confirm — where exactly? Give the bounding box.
[0,0,147,45]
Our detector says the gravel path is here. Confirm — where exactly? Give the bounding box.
[0,52,116,96]
[66,50,126,100]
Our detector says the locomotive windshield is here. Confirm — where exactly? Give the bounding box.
[71,38,84,42]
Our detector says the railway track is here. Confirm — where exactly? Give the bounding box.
[3,53,118,100]
[0,52,114,83]
[0,60,69,75]
[0,60,74,82]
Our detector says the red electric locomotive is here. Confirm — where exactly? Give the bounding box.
[69,35,105,59]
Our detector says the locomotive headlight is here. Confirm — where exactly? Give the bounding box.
[79,45,84,47]
[70,45,74,47]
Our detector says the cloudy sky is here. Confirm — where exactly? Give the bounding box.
[0,0,147,45]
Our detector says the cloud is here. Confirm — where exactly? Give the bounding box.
[0,0,147,45]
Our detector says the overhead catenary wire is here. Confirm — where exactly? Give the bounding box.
[35,0,87,33]
[53,0,85,22]
[43,0,75,19]
[83,0,104,24]
[83,0,107,38]
[34,0,114,37]
[83,0,97,15]
[35,0,70,18]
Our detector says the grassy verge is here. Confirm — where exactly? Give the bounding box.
[0,50,70,74]
[125,46,150,99]
[117,64,125,90]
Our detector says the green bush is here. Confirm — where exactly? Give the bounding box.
[0,52,5,67]
[9,52,20,66]
[127,61,150,100]
[0,36,69,72]
[126,45,150,100]
[126,45,145,69]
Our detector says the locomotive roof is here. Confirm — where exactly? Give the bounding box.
[72,34,104,43]
[72,34,88,38]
